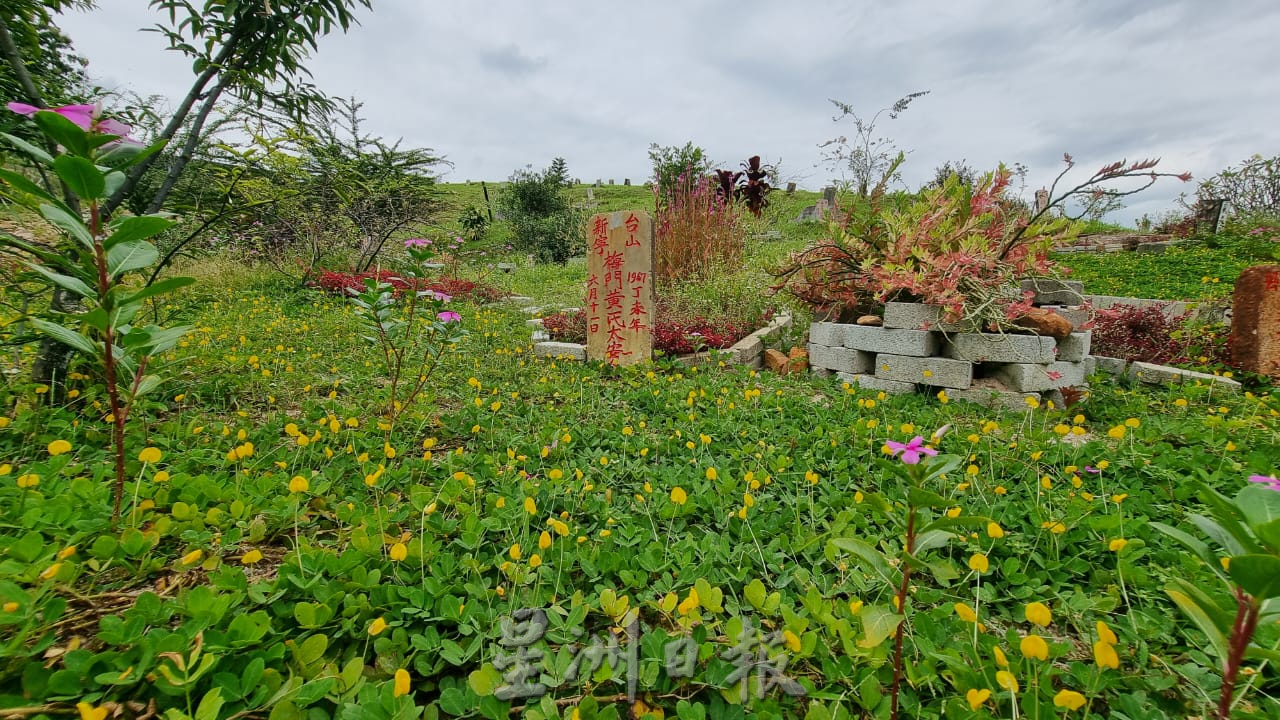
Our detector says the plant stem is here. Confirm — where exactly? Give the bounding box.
[1218,587,1261,720]
[890,504,916,720]
[90,200,128,524]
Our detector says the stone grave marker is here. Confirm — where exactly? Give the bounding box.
[1229,264,1280,378]
[822,186,837,205]
[624,178,631,185]
[585,210,654,366]
[785,182,797,195]
[1035,188,1049,214]
[586,187,595,201]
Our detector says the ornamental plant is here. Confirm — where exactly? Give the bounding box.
[0,102,192,522]
[653,171,745,283]
[775,155,1191,328]
[1152,475,1280,720]
[348,238,467,429]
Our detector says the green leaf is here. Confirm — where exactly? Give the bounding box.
[911,529,956,555]
[918,515,993,535]
[907,485,949,509]
[106,240,159,279]
[103,170,126,200]
[467,664,502,697]
[1,132,55,166]
[130,375,165,400]
[1189,513,1258,556]
[25,264,95,299]
[121,276,195,305]
[1255,519,1280,554]
[1166,582,1230,661]
[33,110,89,157]
[856,604,903,648]
[1237,486,1280,532]
[98,135,167,168]
[195,687,225,720]
[39,203,94,249]
[29,318,98,356]
[104,215,176,250]
[829,537,899,586]
[53,155,105,199]
[1151,521,1230,584]
[0,167,58,206]
[744,579,767,611]
[1227,554,1280,600]
[920,454,963,483]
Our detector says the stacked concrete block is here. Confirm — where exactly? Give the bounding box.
[1126,362,1242,391]
[808,300,1099,410]
[1021,279,1085,306]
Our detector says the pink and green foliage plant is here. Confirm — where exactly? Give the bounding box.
[653,170,745,284]
[776,154,1192,328]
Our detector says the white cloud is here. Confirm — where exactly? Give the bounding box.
[53,0,1280,223]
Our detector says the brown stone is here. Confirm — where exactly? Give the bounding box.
[1012,307,1073,339]
[856,315,883,326]
[764,348,790,373]
[1229,264,1280,378]
[786,348,809,374]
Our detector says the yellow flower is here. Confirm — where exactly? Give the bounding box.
[241,549,263,564]
[1020,634,1049,661]
[966,688,991,711]
[1174,398,1188,407]
[0,417,8,428]
[548,469,563,480]
[538,531,552,550]
[39,563,62,580]
[1109,538,1128,552]
[549,519,569,536]
[848,600,863,615]
[529,553,542,569]
[968,553,989,574]
[994,485,1007,495]
[1096,620,1118,645]
[782,630,801,652]
[1107,425,1126,439]
[3,601,18,613]
[393,668,411,697]
[509,543,522,561]
[369,617,388,636]
[1053,689,1086,711]
[1093,640,1119,669]
[995,670,1018,693]
[1024,396,1040,409]
[77,702,108,720]
[524,497,537,515]
[47,439,72,456]
[700,433,711,445]
[0,464,9,475]
[1025,602,1052,627]
[670,486,688,505]
[179,549,203,566]
[706,467,718,481]
[289,476,309,493]
[993,646,1008,667]
[390,542,408,561]
[58,545,77,559]
[987,522,1004,539]
[937,389,949,403]
[138,447,162,463]
[806,470,819,485]
[154,471,170,483]
[947,506,962,518]
[954,602,978,623]
[677,588,699,615]
[17,474,39,488]
[1124,417,1140,428]
[384,443,397,459]
[490,401,502,412]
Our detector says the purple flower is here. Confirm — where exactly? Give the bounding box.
[430,291,452,302]
[885,436,938,465]
[404,238,432,248]
[1248,474,1280,492]
[1084,466,1101,474]
[437,311,461,323]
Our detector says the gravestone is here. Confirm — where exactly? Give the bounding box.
[624,178,631,186]
[1195,198,1225,234]
[586,188,595,201]
[595,179,602,187]
[1229,264,1280,378]
[786,182,797,195]
[584,211,654,366]
[1035,188,1049,214]
[822,186,837,205]
[609,179,615,185]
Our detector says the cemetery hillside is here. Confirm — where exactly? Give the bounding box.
[1,3,1279,720]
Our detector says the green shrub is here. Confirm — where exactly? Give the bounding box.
[498,166,583,264]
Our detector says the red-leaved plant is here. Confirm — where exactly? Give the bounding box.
[313,270,504,303]
[775,155,1192,329]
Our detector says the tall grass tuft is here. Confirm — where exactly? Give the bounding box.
[653,172,745,284]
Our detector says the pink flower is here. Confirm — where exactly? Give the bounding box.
[404,238,431,248]
[437,311,461,323]
[1248,474,1280,492]
[7,101,132,138]
[429,291,452,302]
[885,436,938,465]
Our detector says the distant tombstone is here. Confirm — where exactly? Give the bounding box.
[586,188,595,201]
[1195,198,1225,234]
[609,179,615,185]
[584,211,654,366]
[624,178,631,186]
[786,182,797,195]
[1035,188,1049,214]
[1229,264,1280,378]
[822,186,837,205]
[595,179,602,186]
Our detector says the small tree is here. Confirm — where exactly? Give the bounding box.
[498,164,583,264]
[649,141,710,206]
[1196,154,1280,219]
[546,156,570,186]
[819,91,929,197]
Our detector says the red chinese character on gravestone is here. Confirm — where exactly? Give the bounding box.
[606,288,623,310]
[592,216,610,255]
[1265,271,1280,292]
[630,299,646,316]
[604,251,624,278]
[629,318,648,331]
[625,213,639,233]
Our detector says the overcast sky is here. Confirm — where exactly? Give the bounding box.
[54,0,1280,225]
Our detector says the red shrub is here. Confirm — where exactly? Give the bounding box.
[312,270,504,303]
[541,303,772,355]
[1091,303,1189,364]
